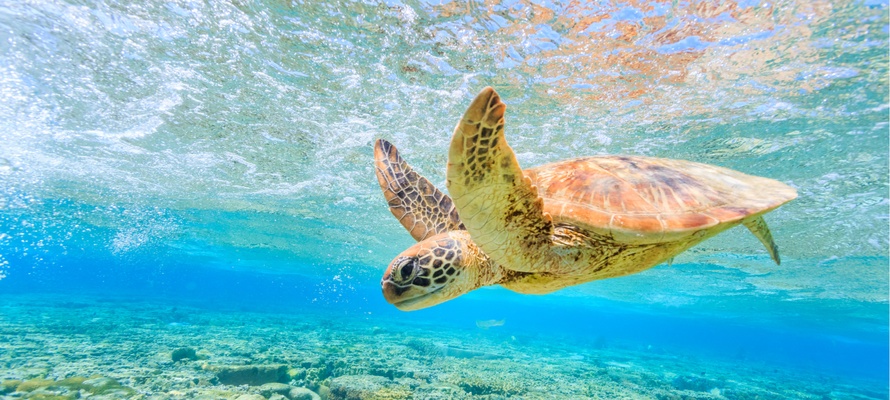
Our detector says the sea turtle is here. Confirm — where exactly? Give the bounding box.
[374,87,797,311]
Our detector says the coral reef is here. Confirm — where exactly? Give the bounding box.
[205,364,291,386]
[171,347,198,362]
[0,293,884,399]
[5,375,137,399]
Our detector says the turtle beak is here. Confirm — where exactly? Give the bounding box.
[380,272,411,307]
[381,278,443,311]
[381,278,402,304]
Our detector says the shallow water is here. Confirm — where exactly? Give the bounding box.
[0,0,888,399]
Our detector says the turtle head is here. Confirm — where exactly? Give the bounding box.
[381,231,495,311]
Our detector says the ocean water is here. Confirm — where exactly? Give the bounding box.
[0,0,888,399]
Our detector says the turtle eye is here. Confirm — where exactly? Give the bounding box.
[396,258,417,281]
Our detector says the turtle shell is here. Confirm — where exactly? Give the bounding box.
[524,156,797,243]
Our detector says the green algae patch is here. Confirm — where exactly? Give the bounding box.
[1,380,22,394]
[13,376,137,398]
[287,367,305,380]
[56,376,89,386]
[82,377,119,392]
[16,379,54,392]
[18,391,78,400]
[328,375,414,400]
[19,393,77,400]
[44,376,89,392]
[457,377,526,397]
[368,386,412,400]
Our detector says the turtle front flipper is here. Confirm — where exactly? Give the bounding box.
[446,87,554,273]
[374,139,465,241]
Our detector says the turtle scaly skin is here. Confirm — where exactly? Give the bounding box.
[374,139,464,241]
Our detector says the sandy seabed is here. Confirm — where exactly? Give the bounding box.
[0,293,885,400]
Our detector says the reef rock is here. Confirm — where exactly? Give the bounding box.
[329,375,408,400]
[235,395,266,400]
[172,347,199,362]
[205,364,290,386]
[258,382,292,397]
[289,387,322,400]
[671,375,724,392]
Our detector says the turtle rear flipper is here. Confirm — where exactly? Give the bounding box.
[374,139,464,241]
[743,216,781,265]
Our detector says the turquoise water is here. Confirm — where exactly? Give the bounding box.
[0,0,888,399]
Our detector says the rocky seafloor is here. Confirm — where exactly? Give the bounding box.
[0,293,885,400]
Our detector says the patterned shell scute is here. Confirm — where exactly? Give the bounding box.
[525,156,797,243]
